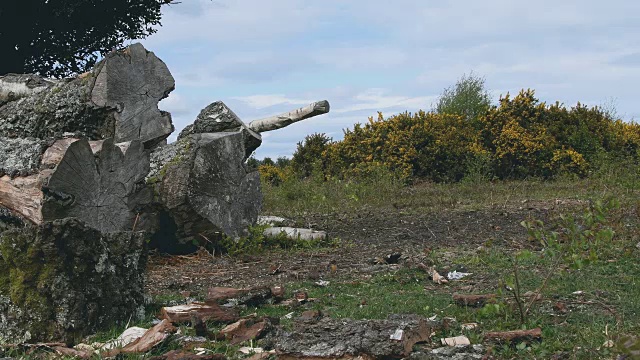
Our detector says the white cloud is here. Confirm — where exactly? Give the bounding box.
[334,88,437,114]
[233,94,314,109]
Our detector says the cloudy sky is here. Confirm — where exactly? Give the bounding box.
[140,0,640,159]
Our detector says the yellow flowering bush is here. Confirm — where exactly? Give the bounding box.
[258,164,291,186]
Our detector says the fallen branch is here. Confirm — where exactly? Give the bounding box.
[247,100,330,133]
[484,328,542,343]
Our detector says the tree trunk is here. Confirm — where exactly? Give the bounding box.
[146,130,261,253]
[247,100,330,133]
[0,137,150,233]
[0,43,174,148]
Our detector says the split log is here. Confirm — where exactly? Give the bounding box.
[110,319,177,355]
[247,100,330,133]
[452,293,497,308]
[0,43,174,148]
[274,315,441,359]
[146,130,261,252]
[484,328,542,343]
[218,318,273,345]
[149,350,227,360]
[263,227,328,242]
[160,303,239,324]
[0,137,150,232]
[177,101,262,157]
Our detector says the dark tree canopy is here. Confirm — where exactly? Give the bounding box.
[0,0,173,78]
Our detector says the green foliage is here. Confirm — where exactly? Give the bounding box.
[434,72,492,124]
[521,198,620,269]
[0,0,174,77]
[291,133,332,178]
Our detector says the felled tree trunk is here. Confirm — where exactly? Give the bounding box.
[247,100,330,133]
[146,129,261,253]
[0,43,174,148]
[0,137,151,233]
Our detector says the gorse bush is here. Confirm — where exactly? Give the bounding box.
[257,77,640,183]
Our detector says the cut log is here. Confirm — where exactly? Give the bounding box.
[274,315,441,359]
[247,100,330,133]
[484,328,542,343]
[452,293,497,308]
[263,227,328,241]
[177,101,261,157]
[113,319,177,355]
[0,137,150,233]
[0,218,148,344]
[146,130,261,252]
[205,286,275,307]
[160,303,239,324]
[0,43,174,148]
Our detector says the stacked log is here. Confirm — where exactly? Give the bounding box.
[0,42,331,343]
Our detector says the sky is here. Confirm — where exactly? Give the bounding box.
[140,0,640,160]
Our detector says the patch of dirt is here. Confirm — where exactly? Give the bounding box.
[146,204,559,296]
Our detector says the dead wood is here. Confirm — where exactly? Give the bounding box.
[247,100,330,133]
[0,137,150,232]
[484,328,542,343]
[0,44,174,148]
[160,303,239,324]
[273,315,441,359]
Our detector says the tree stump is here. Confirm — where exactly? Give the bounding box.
[0,137,151,233]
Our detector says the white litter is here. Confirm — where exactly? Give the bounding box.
[390,329,404,341]
[447,271,472,280]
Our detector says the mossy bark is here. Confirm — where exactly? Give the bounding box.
[0,218,148,344]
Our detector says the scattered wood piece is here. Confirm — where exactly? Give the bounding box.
[52,346,93,359]
[299,310,323,321]
[101,326,148,350]
[461,323,479,331]
[430,267,448,284]
[161,303,239,324]
[453,293,497,307]
[218,318,272,345]
[105,319,176,355]
[270,285,285,300]
[206,287,246,302]
[263,227,328,241]
[484,328,542,343]
[148,350,226,360]
[441,335,471,346]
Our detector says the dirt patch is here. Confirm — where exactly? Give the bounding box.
[146,205,557,296]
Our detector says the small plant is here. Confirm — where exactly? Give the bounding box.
[520,198,619,268]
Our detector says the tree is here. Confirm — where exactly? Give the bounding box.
[291,133,332,178]
[434,72,492,123]
[0,0,174,78]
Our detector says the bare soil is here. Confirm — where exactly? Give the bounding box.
[146,200,570,297]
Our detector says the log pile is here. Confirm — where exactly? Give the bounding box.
[0,42,331,343]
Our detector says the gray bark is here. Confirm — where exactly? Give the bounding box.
[270,315,441,359]
[0,218,148,344]
[247,100,330,133]
[177,101,262,157]
[147,130,261,252]
[0,138,151,233]
[0,43,174,148]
